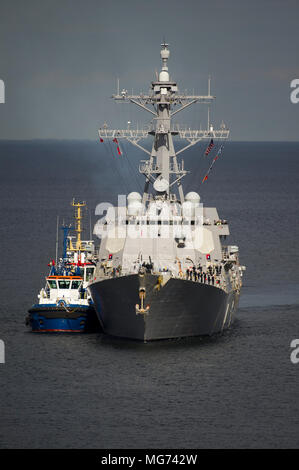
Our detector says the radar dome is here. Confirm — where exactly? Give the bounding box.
[127,192,142,202]
[127,200,143,216]
[159,71,169,82]
[185,192,200,203]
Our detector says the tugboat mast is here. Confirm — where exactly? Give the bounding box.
[70,199,86,251]
[99,43,229,204]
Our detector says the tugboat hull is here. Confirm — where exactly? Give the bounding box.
[88,274,239,341]
[26,305,99,333]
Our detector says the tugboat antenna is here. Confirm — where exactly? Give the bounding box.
[55,215,59,265]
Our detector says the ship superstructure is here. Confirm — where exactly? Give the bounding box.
[88,43,245,341]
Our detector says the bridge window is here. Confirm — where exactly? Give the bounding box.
[47,280,57,289]
[58,280,71,289]
[85,267,95,281]
[71,280,82,289]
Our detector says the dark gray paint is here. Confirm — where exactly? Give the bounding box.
[89,274,239,341]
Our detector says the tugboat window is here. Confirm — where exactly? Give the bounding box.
[86,267,95,281]
[47,280,57,289]
[71,280,81,289]
[58,280,71,289]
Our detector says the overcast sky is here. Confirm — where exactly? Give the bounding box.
[0,0,298,140]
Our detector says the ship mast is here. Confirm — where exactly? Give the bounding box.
[98,43,229,204]
[69,199,86,251]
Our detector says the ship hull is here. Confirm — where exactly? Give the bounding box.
[26,304,100,333]
[88,274,239,341]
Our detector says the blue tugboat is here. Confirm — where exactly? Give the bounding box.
[26,200,100,333]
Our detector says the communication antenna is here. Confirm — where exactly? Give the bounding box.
[87,206,92,240]
[207,76,211,130]
[55,215,59,265]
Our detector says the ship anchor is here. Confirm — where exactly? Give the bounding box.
[135,287,150,315]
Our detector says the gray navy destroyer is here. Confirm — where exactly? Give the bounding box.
[88,43,245,341]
